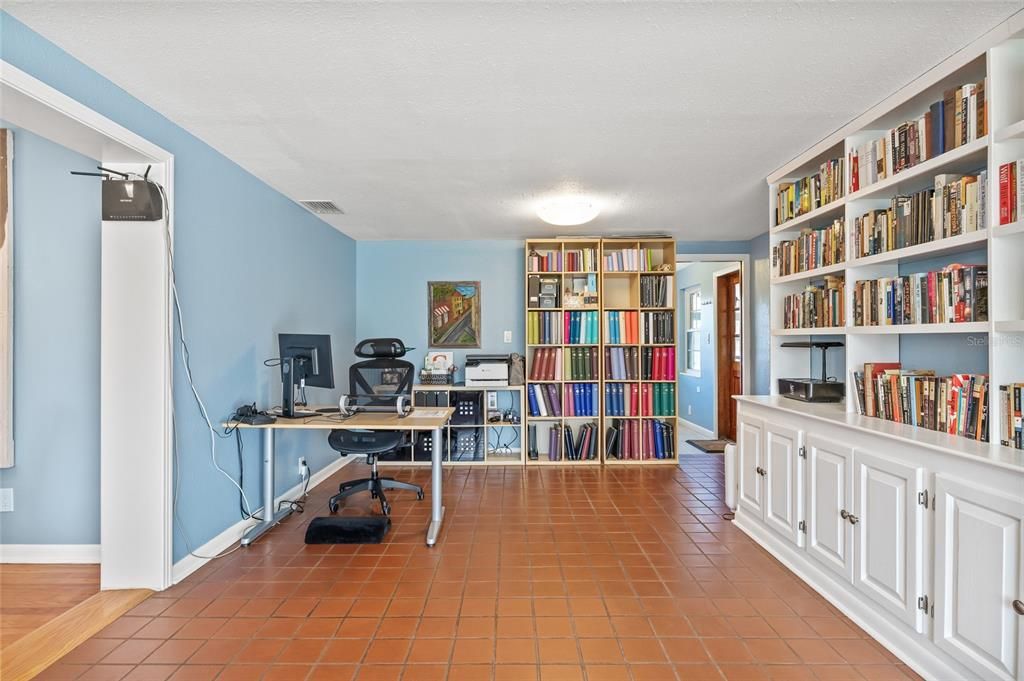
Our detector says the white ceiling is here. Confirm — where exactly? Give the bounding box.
[7,1,1021,241]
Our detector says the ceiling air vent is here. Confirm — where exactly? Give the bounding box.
[299,200,344,215]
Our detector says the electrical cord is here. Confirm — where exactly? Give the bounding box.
[157,182,258,562]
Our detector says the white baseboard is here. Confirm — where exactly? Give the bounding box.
[171,456,354,584]
[0,544,101,563]
[677,416,714,438]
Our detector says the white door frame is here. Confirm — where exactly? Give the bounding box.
[676,253,751,438]
[1,61,174,590]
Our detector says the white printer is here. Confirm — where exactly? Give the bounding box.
[464,354,510,387]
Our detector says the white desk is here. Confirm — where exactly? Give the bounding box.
[226,407,454,547]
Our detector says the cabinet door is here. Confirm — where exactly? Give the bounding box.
[853,451,925,633]
[806,434,854,582]
[764,423,804,547]
[934,475,1023,681]
[737,416,763,518]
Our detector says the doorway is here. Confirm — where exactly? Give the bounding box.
[715,267,742,441]
[676,254,749,448]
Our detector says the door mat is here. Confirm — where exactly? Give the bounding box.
[685,439,731,453]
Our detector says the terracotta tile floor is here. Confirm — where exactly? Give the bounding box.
[39,455,922,681]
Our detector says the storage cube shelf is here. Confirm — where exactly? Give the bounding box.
[767,28,1024,454]
[525,237,677,464]
[376,385,526,466]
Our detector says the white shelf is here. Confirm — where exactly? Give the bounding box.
[846,322,988,335]
[848,230,988,268]
[994,119,1024,143]
[994,219,1024,238]
[994,321,1024,333]
[771,261,847,285]
[772,327,847,337]
[845,137,988,202]
[771,200,846,234]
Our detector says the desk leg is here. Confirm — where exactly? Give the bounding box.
[240,428,294,547]
[426,425,445,547]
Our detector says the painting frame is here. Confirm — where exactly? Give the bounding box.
[428,280,481,349]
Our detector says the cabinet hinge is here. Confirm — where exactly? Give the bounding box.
[798,520,806,533]
[917,490,929,508]
[917,595,929,613]
[798,446,806,459]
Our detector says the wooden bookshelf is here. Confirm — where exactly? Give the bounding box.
[765,26,1024,452]
[600,237,678,464]
[525,238,603,464]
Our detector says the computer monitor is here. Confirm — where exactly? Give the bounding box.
[277,333,335,418]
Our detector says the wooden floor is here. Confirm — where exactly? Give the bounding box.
[0,564,100,648]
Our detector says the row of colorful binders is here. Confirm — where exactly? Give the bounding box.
[852,264,987,327]
[604,383,675,417]
[532,422,599,461]
[640,274,671,307]
[605,419,676,460]
[851,363,989,442]
[605,346,676,381]
[526,310,600,345]
[527,383,599,417]
[529,346,600,381]
[527,249,562,273]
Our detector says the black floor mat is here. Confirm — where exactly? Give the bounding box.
[304,516,391,544]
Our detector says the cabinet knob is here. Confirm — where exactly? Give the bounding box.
[840,509,849,520]
[1013,600,1024,616]
[847,514,859,525]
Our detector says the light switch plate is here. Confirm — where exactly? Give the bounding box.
[503,330,512,343]
[0,488,12,512]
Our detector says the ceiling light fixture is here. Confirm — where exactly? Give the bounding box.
[536,196,601,226]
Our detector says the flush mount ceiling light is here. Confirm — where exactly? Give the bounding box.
[536,196,601,226]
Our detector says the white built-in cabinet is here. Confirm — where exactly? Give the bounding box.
[934,475,1024,681]
[736,397,1024,681]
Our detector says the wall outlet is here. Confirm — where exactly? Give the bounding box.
[487,392,498,410]
[0,488,12,512]
[695,385,701,393]
[687,405,693,416]
[503,330,512,343]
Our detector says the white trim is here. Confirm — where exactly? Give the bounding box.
[171,455,356,585]
[676,253,751,438]
[1,61,175,591]
[0,544,101,564]
[676,417,714,439]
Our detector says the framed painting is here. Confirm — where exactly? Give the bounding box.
[428,281,481,348]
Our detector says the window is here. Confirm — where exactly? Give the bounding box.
[684,288,701,375]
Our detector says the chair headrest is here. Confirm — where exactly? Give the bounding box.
[354,338,410,359]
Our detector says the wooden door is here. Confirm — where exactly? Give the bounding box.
[764,423,804,548]
[853,451,925,633]
[737,416,763,518]
[716,270,741,441]
[934,474,1023,681]
[806,434,855,583]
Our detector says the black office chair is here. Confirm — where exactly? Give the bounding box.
[327,338,424,516]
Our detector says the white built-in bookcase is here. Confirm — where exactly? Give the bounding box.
[766,15,1024,454]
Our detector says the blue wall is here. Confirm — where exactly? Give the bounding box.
[356,241,523,379]
[748,233,771,395]
[1,12,357,561]
[0,125,102,544]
